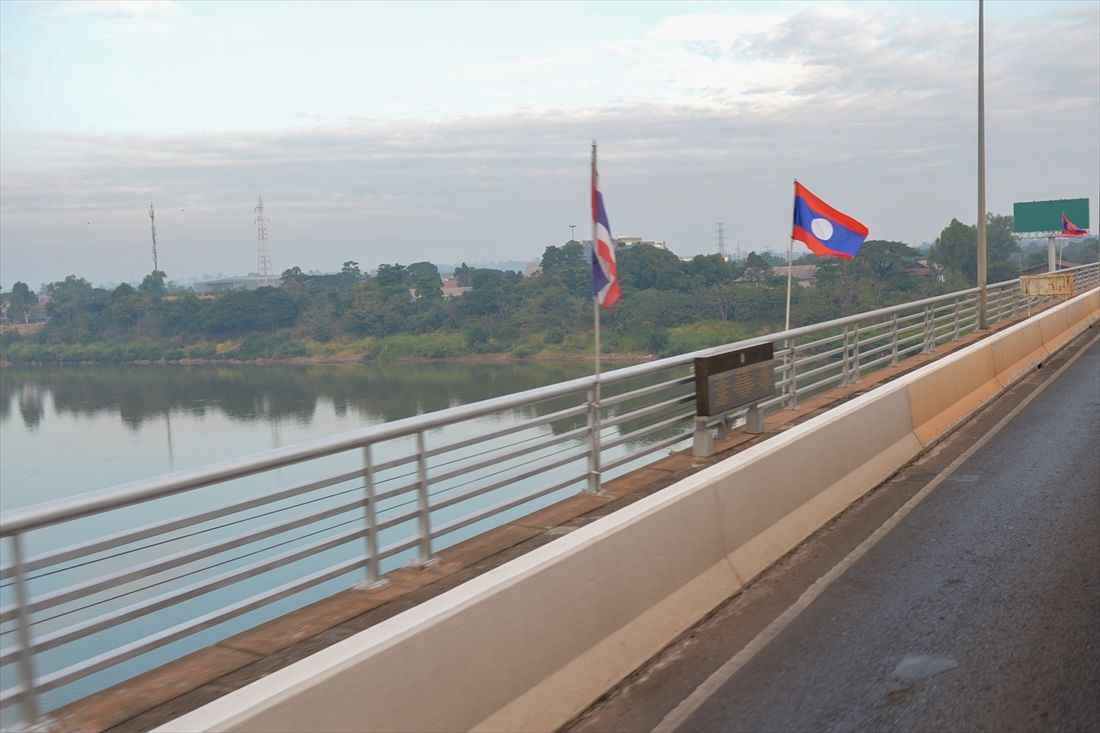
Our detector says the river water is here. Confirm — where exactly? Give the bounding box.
[0,360,650,720]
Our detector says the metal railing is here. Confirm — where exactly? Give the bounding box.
[0,263,1096,726]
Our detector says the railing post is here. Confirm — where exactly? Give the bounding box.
[585,387,601,494]
[922,306,931,353]
[953,298,961,341]
[414,431,432,564]
[361,445,381,586]
[841,326,850,386]
[890,313,899,366]
[9,534,39,726]
[787,343,799,409]
[852,321,861,382]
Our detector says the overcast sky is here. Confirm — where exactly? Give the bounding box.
[1,0,1097,289]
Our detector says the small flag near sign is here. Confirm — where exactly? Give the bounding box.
[1061,213,1088,236]
[792,181,869,259]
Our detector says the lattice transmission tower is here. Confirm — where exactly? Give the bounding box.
[255,197,273,285]
[715,222,729,261]
[149,202,159,272]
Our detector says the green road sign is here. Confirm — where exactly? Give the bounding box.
[1013,198,1089,235]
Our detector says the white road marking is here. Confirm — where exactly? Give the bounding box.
[653,332,1099,733]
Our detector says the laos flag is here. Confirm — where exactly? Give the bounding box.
[1061,213,1088,236]
[591,156,620,307]
[792,180,869,259]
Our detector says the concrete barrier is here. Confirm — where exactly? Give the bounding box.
[158,289,1099,733]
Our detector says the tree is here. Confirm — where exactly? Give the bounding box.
[929,214,1020,285]
[408,261,443,301]
[540,242,590,297]
[8,282,37,323]
[929,218,976,282]
[374,264,408,288]
[340,261,362,281]
[281,266,306,284]
[139,270,167,295]
[44,275,93,304]
[741,252,773,285]
[617,244,686,291]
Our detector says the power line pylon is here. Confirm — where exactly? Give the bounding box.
[149,202,159,272]
[255,197,273,286]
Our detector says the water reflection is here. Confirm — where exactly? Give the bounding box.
[0,362,599,431]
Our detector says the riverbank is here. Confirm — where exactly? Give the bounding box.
[1,350,652,368]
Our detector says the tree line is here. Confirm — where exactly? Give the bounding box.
[2,213,1095,364]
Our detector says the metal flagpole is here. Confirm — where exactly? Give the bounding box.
[785,238,794,332]
[786,180,796,332]
[589,141,602,494]
[592,142,601,383]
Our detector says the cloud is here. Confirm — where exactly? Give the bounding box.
[44,0,180,34]
[1,2,1096,287]
[47,1,181,18]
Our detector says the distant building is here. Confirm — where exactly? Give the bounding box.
[764,265,819,286]
[524,260,542,278]
[581,237,668,251]
[441,277,472,298]
[905,259,942,279]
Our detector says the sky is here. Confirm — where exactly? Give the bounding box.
[1,0,1097,289]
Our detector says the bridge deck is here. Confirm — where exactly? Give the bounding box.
[51,311,1050,733]
[566,327,1099,732]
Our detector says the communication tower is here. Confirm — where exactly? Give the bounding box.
[149,202,159,272]
[255,197,273,285]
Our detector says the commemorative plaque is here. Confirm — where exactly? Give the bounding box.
[694,343,774,418]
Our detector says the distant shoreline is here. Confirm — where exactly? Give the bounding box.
[0,351,652,368]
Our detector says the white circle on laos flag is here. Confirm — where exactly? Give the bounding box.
[811,218,834,240]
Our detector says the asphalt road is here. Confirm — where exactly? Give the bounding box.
[567,331,1100,733]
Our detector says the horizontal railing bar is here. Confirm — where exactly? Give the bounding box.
[373,507,422,533]
[371,453,420,475]
[429,448,589,514]
[25,525,365,657]
[15,496,367,619]
[13,468,364,579]
[423,403,588,459]
[794,360,844,383]
[602,429,693,472]
[794,371,845,398]
[373,481,422,504]
[0,684,23,709]
[33,555,368,695]
[429,472,588,540]
[794,345,847,367]
[794,331,846,352]
[599,374,694,409]
[427,426,588,486]
[601,410,695,452]
[600,394,695,430]
[859,352,896,373]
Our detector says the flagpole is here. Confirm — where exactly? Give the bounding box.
[589,140,602,494]
[786,179,796,332]
[592,141,601,383]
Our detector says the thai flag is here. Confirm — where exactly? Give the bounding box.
[591,158,620,307]
[1061,213,1088,237]
[792,181,869,259]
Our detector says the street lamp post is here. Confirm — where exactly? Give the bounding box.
[977,0,988,329]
